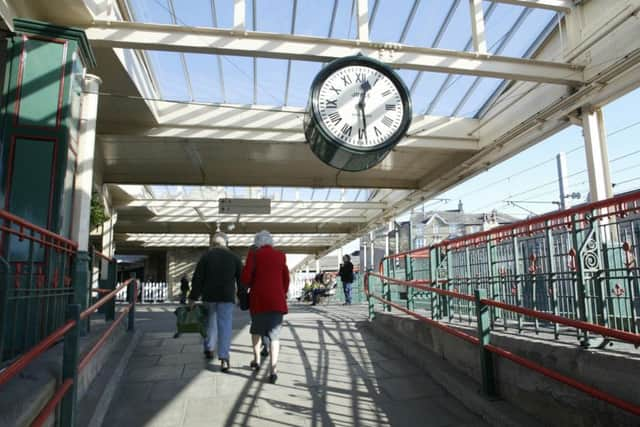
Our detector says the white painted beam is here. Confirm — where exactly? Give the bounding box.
[233,0,245,30]
[356,0,369,41]
[85,21,584,85]
[469,0,487,54]
[120,199,388,209]
[487,0,574,12]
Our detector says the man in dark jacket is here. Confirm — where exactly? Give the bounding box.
[189,232,242,372]
[338,254,354,305]
[180,275,190,304]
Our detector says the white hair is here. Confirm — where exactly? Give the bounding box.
[211,232,228,247]
[254,230,273,248]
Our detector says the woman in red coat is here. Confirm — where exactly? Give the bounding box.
[240,230,289,384]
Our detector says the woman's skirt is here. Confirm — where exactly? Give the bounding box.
[250,311,284,340]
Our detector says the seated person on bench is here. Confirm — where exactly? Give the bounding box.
[311,272,335,306]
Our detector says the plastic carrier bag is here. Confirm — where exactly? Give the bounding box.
[174,305,208,337]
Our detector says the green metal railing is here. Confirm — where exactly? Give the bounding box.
[0,209,78,363]
[376,190,640,345]
[365,272,640,416]
[332,274,367,304]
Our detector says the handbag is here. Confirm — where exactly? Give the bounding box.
[237,285,250,311]
[174,305,208,337]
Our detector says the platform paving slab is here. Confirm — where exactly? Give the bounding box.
[101,303,490,427]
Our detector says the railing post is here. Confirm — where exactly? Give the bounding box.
[105,260,116,322]
[430,247,440,319]
[127,280,137,331]
[474,289,497,397]
[72,251,91,335]
[366,274,376,320]
[60,304,81,427]
[442,248,452,318]
[405,254,414,311]
[383,278,391,312]
[0,258,9,360]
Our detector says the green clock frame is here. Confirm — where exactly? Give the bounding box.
[304,55,412,172]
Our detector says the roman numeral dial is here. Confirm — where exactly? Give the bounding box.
[317,64,405,148]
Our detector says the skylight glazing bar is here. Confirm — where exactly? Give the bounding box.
[399,0,421,44]
[284,0,298,106]
[369,0,380,31]
[167,0,194,101]
[252,0,257,104]
[210,0,227,102]
[452,8,531,116]
[425,1,498,114]
[476,12,559,118]
[409,0,461,94]
[328,0,339,38]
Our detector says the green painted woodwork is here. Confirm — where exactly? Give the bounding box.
[17,39,65,127]
[0,19,95,361]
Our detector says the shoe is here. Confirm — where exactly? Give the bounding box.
[220,359,230,372]
[204,350,214,360]
[269,373,278,384]
[261,347,269,357]
[250,360,260,371]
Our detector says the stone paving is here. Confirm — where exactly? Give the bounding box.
[102,303,488,427]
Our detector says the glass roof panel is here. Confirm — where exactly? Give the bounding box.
[255,0,293,33]
[124,0,560,115]
[368,0,414,43]
[295,0,335,37]
[185,54,223,103]
[401,0,451,47]
[172,0,213,26]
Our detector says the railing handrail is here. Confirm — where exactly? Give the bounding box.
[0,278,137,388]
[0,209,78,251]
[92,249,114,263]
[364,271,640,417]
[436,189,640,248]
[366,272,640,346]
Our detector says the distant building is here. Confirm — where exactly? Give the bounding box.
[411,201,519,247]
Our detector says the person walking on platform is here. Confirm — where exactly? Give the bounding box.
[339,255,354,305]
[241,230,290,384]
[180,275,190,305]
[189,232,242,372]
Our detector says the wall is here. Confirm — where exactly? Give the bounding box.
[166,247,206,300]
[370,312,640,427]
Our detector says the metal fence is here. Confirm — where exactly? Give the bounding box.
[375,190,640,345]
[0,209,77,363]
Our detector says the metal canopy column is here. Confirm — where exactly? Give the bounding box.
[582,108,613,202]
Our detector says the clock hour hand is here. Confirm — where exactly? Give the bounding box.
[358,80,371,145]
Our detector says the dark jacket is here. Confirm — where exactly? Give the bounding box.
[339,261,354,283]
[240,245,289,314]
[190,247,242,303]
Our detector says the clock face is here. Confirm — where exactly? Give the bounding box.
[317,65,405,149]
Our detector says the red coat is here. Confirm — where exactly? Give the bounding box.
[241,245,290,315]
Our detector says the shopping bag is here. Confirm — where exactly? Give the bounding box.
[174,305,208,337]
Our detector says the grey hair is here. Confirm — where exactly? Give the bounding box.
[253,230,273,248]
[211,232,228,247]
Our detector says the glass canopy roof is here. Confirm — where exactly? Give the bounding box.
[123,0,558,117]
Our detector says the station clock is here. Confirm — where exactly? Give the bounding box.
[304,55,412,171]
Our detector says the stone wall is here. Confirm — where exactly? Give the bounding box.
[370,312,640,427]
[166,247,206,300]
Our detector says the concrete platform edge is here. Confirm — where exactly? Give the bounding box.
[87,330,142,427]
[364,319,539,427]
